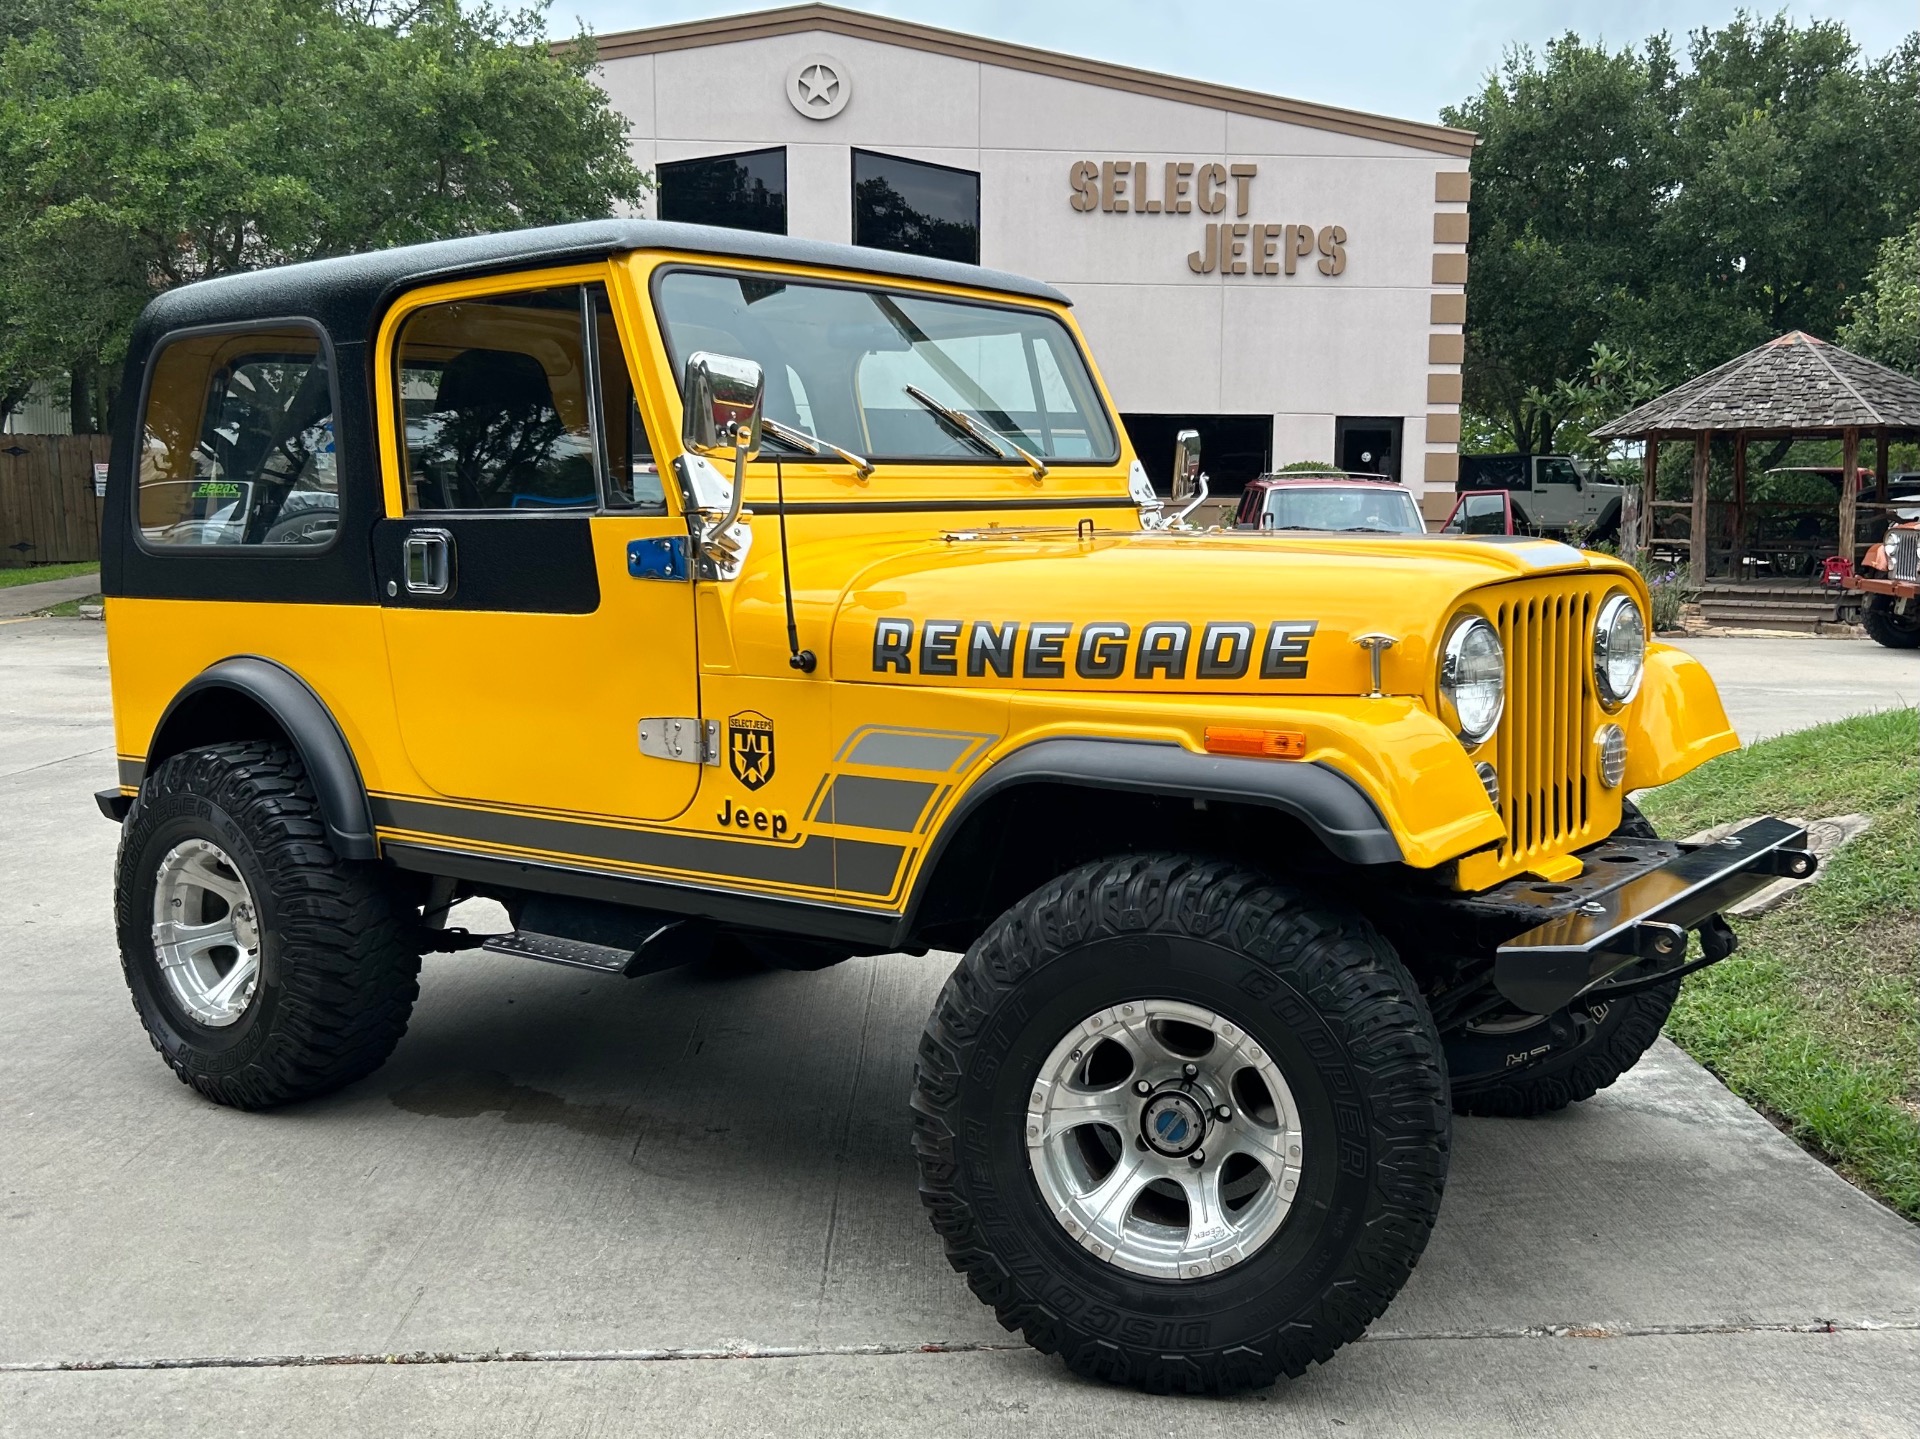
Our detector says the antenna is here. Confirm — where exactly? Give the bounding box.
[775,458,816,673]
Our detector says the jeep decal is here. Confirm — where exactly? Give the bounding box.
[870,618,1316,680]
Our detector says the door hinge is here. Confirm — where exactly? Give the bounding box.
[638,717,719,765]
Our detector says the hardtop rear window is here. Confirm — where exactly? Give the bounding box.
[134,320,341,553]
[652,267,1118,465]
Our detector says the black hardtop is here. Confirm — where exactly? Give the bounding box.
[132,217,1071,348]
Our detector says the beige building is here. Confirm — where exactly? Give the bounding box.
[588,3,1474,506]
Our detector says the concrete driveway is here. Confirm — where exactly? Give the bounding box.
[1670,634,1917,742]
[2,618,1915,1437]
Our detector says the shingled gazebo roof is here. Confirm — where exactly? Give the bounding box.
[1593,331,1920,440]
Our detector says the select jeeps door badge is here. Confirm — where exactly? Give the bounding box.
[727,710,776,790]
[870,618,1317,680]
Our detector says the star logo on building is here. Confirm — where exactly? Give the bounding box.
[785,53,852,120]
[796,62,839,107]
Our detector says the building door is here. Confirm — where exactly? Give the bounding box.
[375,274,704,824]
[1335,416,1404,481]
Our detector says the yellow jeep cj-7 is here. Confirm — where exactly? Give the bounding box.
[99,221,1812,1393]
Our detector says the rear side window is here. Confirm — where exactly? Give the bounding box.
[394,282,657,513]
[136,324,339,550]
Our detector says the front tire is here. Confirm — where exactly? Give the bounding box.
[1861,594,1920,648]
[1444,799,1675,1118]
[911,854,1449,1394]
[115,740,420,1108]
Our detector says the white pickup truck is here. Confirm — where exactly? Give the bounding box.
[1457,454,1625,540]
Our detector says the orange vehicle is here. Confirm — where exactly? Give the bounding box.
[1845,512,1920,647]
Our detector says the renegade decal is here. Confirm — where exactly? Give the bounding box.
[728,711,776,790]
[870,619,1318,680]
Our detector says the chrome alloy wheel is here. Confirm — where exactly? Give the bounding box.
[1025,999,1305,1280]
[150,839,262,1028]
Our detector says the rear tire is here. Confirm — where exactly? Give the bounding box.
[912,853,1449,1393]
[1861,594,1920,648]
[115,740,419,1108]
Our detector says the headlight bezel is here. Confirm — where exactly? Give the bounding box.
[1437,612,1505,747]
[1592,592,1646,711]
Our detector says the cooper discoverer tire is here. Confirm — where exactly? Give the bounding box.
[1445,799,1676,1118]
[115,740,420,1108]
[911,854,1450,1394]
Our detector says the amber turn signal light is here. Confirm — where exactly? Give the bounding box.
[1203,726,1308,759]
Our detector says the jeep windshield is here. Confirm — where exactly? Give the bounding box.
[652,269,1118,465]
[1242,485,1425,535]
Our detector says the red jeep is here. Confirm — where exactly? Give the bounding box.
[1234,470,1426,534]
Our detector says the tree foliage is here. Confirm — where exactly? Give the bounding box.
[1447,14,1920,453]
[0,0,647,429]
[1839,222,1920,377]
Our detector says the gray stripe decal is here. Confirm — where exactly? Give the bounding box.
[118,759,146,789]
[369,797,904,897]
[817,776,938,833]
[841,728,988,772]
[835,839,907,898]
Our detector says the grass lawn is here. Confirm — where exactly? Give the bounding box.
[1637,706,1919,1220]
[35,593,103,618]
[0,561,98,588]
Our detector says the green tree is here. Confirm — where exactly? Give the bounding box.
[0,0,647,431]
[1839,223,1920,376]
[1447,13,1920,454]
[1444,34,1679,454]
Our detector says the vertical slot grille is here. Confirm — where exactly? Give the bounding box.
[1888,530,1918,585]
[1491,585,1594,869]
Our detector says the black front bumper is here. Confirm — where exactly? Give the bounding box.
[1475,818,1815,1014]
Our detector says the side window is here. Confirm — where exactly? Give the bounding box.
[590,287,664,513]
[1538,459,1580,486]
[136,325,339,549]
[397,286,600,512]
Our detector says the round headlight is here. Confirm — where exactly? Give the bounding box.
[1593,593,1646,709]
[1439,615,1504,745]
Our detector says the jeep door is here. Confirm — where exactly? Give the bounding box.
[1531,457,1587,531]
[374,267,703,822]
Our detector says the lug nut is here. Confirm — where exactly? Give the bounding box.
[1182,1062,1198,1079]
[1215,1106,1233,1123]
[1134,1079,1152,1096]
[1188,1149,1206,1165]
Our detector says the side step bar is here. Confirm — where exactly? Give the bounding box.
[1493,817,1814,1014]
[481,917,711,979]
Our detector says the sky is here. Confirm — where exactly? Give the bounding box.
[552,0,1916,124]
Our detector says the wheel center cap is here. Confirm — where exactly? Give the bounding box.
[1141,1090,1207,1158]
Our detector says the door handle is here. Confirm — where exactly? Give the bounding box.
[404,528,453,596]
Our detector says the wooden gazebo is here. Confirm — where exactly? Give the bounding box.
[1593,332,1920,586]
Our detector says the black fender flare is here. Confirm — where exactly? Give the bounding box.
[898,737,1401,936]
[141,656,378,859]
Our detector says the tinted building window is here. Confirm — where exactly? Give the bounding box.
[852,150,980,264]
[657,148,787,235]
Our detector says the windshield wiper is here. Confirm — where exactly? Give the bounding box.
[761,417,874,478]
[903,385,1049,480]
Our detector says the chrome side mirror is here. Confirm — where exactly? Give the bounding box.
[1171,428,1202,503]
[681,351,765,458]
[680,352,764,574]
[1169,428,1210,528]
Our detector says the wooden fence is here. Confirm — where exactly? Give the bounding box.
[0,435,110,568]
